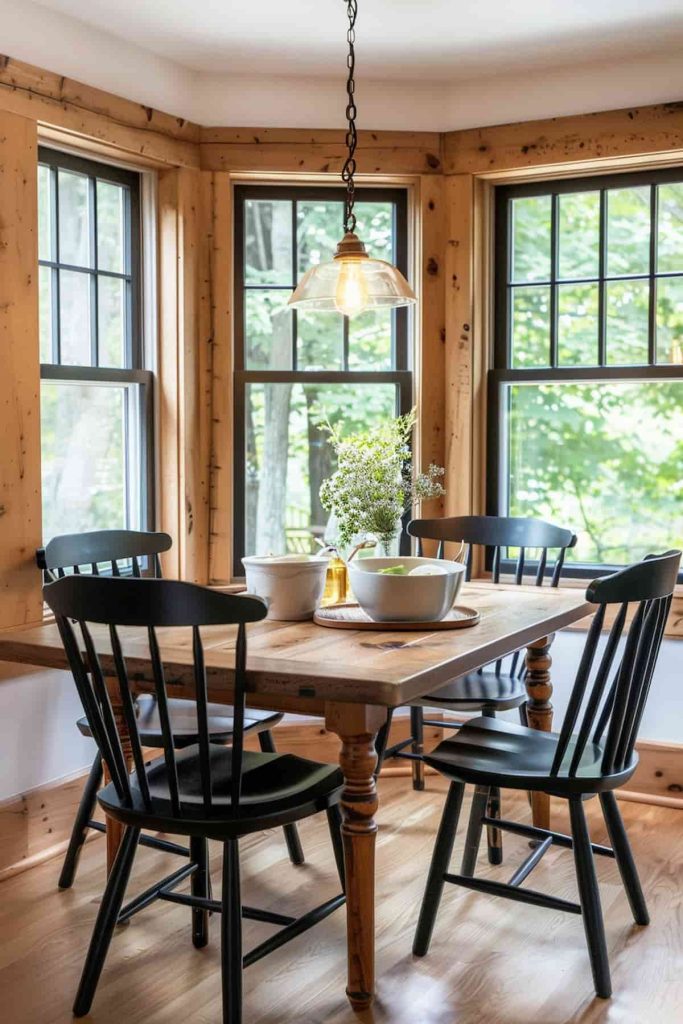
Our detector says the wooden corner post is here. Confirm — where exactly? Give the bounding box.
[0,109,42,629]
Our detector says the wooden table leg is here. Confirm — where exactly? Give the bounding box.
[325,702,387,1010]
[104,676,133,874]
[525,634,554,830]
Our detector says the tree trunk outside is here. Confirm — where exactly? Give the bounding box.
[255,202,293,554]
[305,387,334,536]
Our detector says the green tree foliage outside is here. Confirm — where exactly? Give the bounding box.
[508,185,683,564]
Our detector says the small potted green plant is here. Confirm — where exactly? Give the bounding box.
[319,409,445,556]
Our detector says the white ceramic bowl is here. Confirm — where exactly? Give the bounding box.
[348,556,465,623]
[242,555,329,621]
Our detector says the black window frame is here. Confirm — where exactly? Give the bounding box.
[489,167,683,580]
[233,184,413,574]
[38,146,154,535]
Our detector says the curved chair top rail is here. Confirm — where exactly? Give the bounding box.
[44,575,266,627]
[43,576,268,817]
[586,549,681,605]
[37,529,173,578]
[407,515,577,551]
[550,549,680,780]
[407,514,578,591]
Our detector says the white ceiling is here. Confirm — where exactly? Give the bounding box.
[31,0,683,80]
[2,0,683,131]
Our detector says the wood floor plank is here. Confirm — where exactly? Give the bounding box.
[1,779,681,1023]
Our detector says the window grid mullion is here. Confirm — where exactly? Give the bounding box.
[90,174,99,368]
[505,201,513,367]
[648,184,658,366]
[53,166,61,364]
[343,316,350,371]
[291,200,298,372]
[598,189,607,367]
[123,385,131,528]
[550,193,559,368]
[38,260,132,282]
[124,183,134,368]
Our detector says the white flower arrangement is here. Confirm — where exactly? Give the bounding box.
[319,409,445,553]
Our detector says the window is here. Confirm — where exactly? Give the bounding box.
[491,170,683,574]
[38,148,153,542]
[234,185,412,569]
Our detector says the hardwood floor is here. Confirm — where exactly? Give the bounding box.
[1,777,681,1023]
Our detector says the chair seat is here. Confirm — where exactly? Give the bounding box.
[424,716,637,795]
[77,694,282,748]
[412,670,527,712]
[98,745,343,838]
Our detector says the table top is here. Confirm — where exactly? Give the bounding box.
[0,583,592,711]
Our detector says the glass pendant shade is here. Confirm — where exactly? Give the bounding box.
[289,232,416,318]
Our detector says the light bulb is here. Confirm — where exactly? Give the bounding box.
[334,259,369,317]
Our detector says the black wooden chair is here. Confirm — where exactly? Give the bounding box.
[43,575,345,1023]
[37,530,303,889]
[413,550,680,1000]
[375,515,577,864]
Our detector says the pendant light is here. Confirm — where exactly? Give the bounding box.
[288,0,416,317]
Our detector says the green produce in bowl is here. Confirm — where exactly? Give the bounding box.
[377,565,409,576]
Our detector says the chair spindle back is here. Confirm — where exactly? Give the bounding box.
[407,515,577,675]
[43,576,267,816]
[408,515,577,587]
[37,529,172,583]
[549,550,679,780]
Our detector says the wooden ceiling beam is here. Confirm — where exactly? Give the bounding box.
[199,126,443,175]
[0,56,201,168]
[442,101,683,176]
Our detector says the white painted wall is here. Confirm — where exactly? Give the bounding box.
[496,632,683,743]
[190,51,683,131]
[0,663,95,802]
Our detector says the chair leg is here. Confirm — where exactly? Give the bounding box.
[258,730,305,865]
[569,797,612,999]
[518,701,529,727]
[599,792,649,926]
[486,787,503,866]
[460,785,489,877]
[190,836,210,948]
[374,708,394,780]
[73,826,140,1017]
[59,753,103,889]
[481,708,503,864]
[326,804,346,891]
[410,706,425,791]
[221,839,243,1024]
[413,781,465,956]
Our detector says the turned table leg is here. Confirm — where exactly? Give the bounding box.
[104,676,133,874]
[325,702,386,1010]
[525,634,554,830]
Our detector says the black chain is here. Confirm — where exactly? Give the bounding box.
[341,0,358,234]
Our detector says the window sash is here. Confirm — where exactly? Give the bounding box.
[232,185,412,573]
[494,166,683,373]
[37,146,142,371]
[37,149,151,538]
[492,168,683,577]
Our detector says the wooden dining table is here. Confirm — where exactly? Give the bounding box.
[0,581,591,1009]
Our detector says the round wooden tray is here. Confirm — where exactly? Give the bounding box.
[313,603,480,631]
